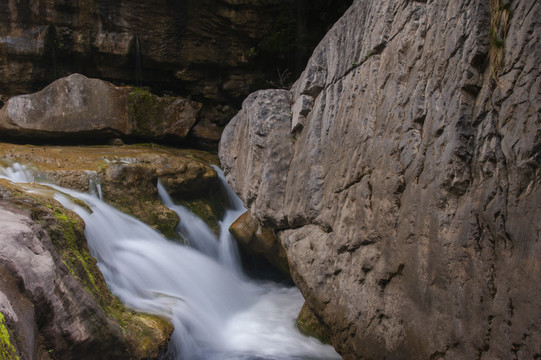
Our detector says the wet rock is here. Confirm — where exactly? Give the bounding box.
[220,0,541,358]
[229,211,290,277]
[0,74,201,144]
[296,302,331,344]
[0,143,219,239]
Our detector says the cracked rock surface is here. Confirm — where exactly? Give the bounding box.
[219,0,541,358]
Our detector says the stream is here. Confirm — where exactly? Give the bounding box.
[0,163,341,360]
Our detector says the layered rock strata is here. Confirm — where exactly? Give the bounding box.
[0,0,352,131]
[220,0,541,359]
[0,74,201,144]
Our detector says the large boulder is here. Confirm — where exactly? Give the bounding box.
[229,211,290,277]
[220,0,541,359]
[0,74,201,143]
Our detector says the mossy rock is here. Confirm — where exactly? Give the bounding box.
[127,87,201,141]
[178,189,226,234]
[296,302,331,345]
[0,312,19,360]
[0,143,222,241]
[0,180,173,358]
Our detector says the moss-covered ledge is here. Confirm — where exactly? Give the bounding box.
[0,143,221,241]
[0,179,173,359]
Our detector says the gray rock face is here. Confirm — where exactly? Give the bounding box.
[0,73,200,143]
[219,0,541,358]
[0,201,127,359]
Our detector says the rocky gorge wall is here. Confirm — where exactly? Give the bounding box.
[219,0,541,359]
[0,0,352,145]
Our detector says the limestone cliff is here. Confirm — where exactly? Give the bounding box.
[219,0,541,359]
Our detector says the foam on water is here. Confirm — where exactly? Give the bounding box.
[1,163,341,360]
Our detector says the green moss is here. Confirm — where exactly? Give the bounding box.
[179,191,226,235]
[50,207,103,297]
[0,181,173,358]
[127,87,177,138]
[105,193,181,241]
[296,303,331,345]
[0,312,19,360]
[104,296,173,357]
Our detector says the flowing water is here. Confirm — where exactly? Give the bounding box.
[135,35,142,87]
[0,163,341,360]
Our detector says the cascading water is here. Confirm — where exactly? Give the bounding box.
[214,165,246,273]
[158,165,244,274]
[1,163,341,360]
[135,35,142,87]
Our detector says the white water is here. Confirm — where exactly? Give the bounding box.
[0,162,34,183]
[1,163,341,360]
[158,165,244,274]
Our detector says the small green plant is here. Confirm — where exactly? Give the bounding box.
[352,61,360,67]
[364,51,374,61]
[247,47,257,58]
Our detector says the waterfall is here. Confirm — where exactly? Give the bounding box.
[52,45,57,80]
[89,176,103,200]
[135,35,142,87]
[158,165,244,274]
[214,165,245,272]
[1,163,341,360]
[0,162,34,183]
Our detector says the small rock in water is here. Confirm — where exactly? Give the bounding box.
[108,138,125,146]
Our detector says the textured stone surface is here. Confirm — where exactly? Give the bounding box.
[0,182,172,359]
[220,89,294,228]
[220,0,541,358]
[229,211,290,277]
[296,302,330,344]
[0,74,201,143]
